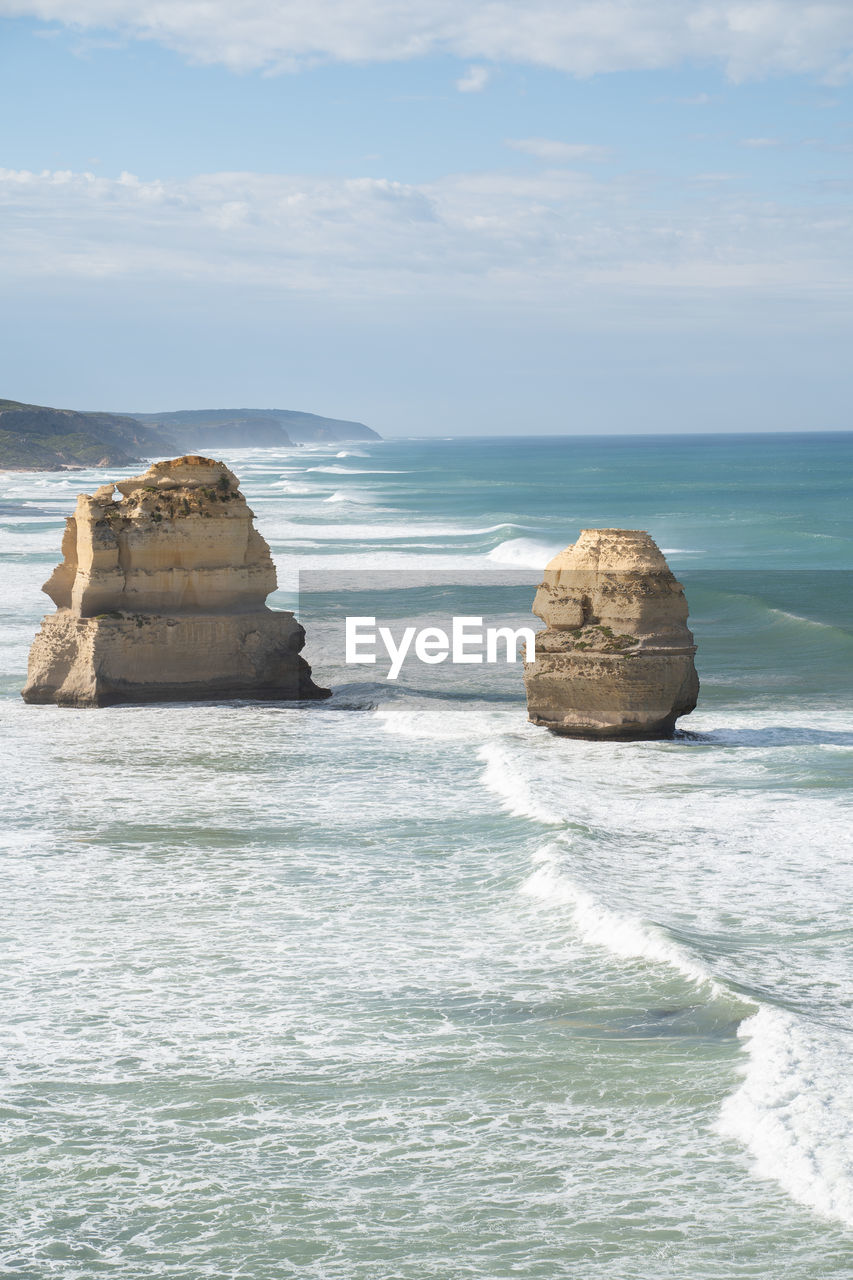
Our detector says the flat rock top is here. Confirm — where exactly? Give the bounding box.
[545,529,671,575]
[114,456,239,496]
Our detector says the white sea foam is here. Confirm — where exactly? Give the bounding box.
[336,450,368,458]
[493,723,853,1227]
[0,525,64,553]
[770,608,837,632]
[486,537,563,569]
[306,466,408,475]
[269,481,317,494]
[521,842,717,988]
[323,490,375,504]
[375,701,515,743]
[269,520,534,543]
[477,742,564,825]
[486,539,700,569]
[719,1006,853,1226]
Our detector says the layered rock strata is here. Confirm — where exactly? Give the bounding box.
[523,529,698,739]
[22,456,328,706]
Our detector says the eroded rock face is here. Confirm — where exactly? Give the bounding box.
[523,529,698,739]
[23,455,329,706]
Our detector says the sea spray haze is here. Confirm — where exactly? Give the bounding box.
[2,433,853,1278]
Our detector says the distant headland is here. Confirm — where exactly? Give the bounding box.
[0,398,380,471]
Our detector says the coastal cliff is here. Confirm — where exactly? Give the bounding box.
[0,398,174,470]
[523,529,698,739]
[1,397,380,470]
[22,456,328,706]
[131,407,381,448]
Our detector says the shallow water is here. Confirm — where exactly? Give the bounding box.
[2,433,852,1277]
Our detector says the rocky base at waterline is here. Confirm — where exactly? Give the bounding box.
[524,529,699,739]
[22,455,329,707]
[23,611,322,706]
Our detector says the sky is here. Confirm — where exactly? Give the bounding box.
[1,1,852,435]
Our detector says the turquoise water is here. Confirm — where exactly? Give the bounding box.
[2,433,852,1278]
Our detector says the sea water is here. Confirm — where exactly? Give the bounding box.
[1,433,852,1278]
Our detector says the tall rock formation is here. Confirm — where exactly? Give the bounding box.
[22,456,328,706]
[524,530,698,739]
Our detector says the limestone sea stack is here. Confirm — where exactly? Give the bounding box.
[523,529,698,739]
[22,456,329,706]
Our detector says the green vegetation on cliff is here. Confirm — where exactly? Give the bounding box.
[0,398,381,470]
[0,400,174,471]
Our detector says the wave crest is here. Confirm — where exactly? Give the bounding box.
[719,1005,853,1226]
[486,537,563,569]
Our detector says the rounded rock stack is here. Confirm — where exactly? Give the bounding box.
[523,529,699,739]
[22,455,329,706]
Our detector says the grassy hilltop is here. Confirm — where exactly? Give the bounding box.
[0,400,174,470]
[0,399,380,470]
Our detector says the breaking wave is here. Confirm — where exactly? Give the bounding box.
[486,537,563,569]
[323,490,375,504]
[306,466,408,475]
[719,1006,853,1226]
[477,742,564,826]
[521,842,718,990]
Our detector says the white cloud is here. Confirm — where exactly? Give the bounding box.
[2,0,853,80]
[506,138,609,164]
[0,163,850,306]
[456,63,489,92]
[740,134,853,152]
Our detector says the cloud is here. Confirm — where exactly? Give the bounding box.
[739,134,853,153]
[1,163,849,308]
[3,0,853,80]
[506,138,609,164]
[456,63,489,92]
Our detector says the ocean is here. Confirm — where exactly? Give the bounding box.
[1,431,852,1278]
